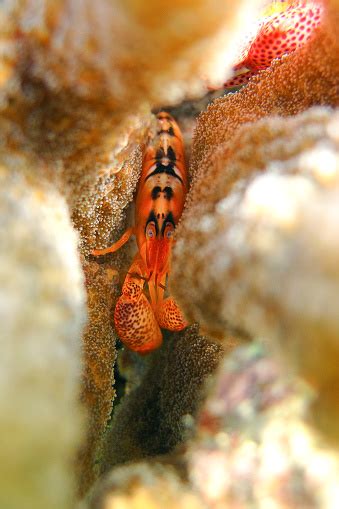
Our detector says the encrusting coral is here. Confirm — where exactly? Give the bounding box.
[0,86,152,497]
[100,325,227,471]
[87,344,339,509]
[0,158,85,509]
[173,0,339,445]
[173,112,339,444]
[77,257,118,494]
[173,106,339,443]
[13,0,262,107]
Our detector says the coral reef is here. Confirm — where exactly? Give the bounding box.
[88,344,339,509]
[1,0,339,506]
[0,88,151,496]
[101,325,227,471]
[13,0,262,106]
[173,0,339,445]
[0,159,85,509]
[0,0,267,501]
[173,106,339,443]
[188,344,339,509]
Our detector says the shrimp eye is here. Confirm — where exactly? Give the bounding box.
[146,223,156,239]
[165,224,174,239]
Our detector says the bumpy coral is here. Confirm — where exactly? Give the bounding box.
[77,258,118,494]
[88,344,339,509]
[0,0,268,492]
[188,344,339,509]
[12,0,263,107]
[0,160,85,509]
[172,0,339,447]
[189,0,338,191]
[5,88,151,253]
[0,93,151,495]
[2,0,339,506]
[173,105,339,442]
[89,463,203,509]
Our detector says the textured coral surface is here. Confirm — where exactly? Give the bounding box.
[1,0,339,507]
[174,106,339,442]
[0,160,85,509]
[88,345,339,509]
[173,0,339,444]
[188,344,339,509]
[101,326,226,471]
[14,0,261,106]
[0,0,265,503]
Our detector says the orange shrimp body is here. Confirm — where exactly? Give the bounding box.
[224,0,323,88]
[92,112,188,354]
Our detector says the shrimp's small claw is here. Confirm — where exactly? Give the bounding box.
[155,297,188,332]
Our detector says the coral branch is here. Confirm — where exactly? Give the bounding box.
[173,107,339,442]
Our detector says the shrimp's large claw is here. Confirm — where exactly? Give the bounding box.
[114,255,162,354]
[114,292,162,355]
[114,256,187,352]
[155,297,188,332]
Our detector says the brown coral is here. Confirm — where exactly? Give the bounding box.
[172,0,339,445]
[2,0,339,506]
[173,105,339,443]
[0,93,152,495]
[0,0,269,496]
[101,325,226,471]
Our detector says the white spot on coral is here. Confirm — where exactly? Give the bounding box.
[299,145,339,185]
[242,174,314,229]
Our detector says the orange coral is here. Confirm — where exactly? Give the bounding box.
[172,6,339,443]
[0,0,266,497]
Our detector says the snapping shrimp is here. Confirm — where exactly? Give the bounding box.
[92,112,188,354]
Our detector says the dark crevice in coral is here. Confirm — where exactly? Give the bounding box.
[100,325,224,473]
